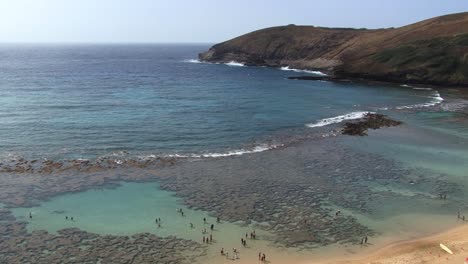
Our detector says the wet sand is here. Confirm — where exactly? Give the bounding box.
[324,223,468,264]
[204,223,468,264]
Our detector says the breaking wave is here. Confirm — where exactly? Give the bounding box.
[395,91,444,110]
[184,59,202,64]
[184,59,245,67]
[412,87,433,91]
[280,66,327,76]
[225,61,245,67]
[162,144,279,158]
[306,111,372,128]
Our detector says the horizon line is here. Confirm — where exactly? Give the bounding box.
[0,41,215,45]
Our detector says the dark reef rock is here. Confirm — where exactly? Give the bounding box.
[0,219,207,264]
[288,76,332,81]
[342,113,402,136]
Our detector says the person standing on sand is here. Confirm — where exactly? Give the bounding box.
[364,236,368,243]
[258,252,262,260]
[221,248,224,255]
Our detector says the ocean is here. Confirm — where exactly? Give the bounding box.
[2,44,468,263]
[0,44,446,160]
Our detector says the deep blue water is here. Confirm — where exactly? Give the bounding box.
[0,44,441,160]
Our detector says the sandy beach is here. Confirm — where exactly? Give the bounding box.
[208,223,468,264]
[325,223,468,264]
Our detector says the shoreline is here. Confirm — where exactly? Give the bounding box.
[1,96,467,263]
[203,222,468,264]
[287,74,468,90]
[321,222,468,264]
[195,58,468,90]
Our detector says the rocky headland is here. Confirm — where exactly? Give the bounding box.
[199,12,468,87]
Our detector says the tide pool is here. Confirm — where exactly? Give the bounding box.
[12,182,264,243]
[11,181,305,263]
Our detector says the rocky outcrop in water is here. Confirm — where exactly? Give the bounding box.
[342,113,402,136]
[199,12,468,87]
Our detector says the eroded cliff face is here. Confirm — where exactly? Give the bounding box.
[199,12,468,86]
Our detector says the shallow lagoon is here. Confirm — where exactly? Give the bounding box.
[12,182,266,242]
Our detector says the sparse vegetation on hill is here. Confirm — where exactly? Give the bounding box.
[200,12,468,86]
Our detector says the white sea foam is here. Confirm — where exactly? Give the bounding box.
[184,59,203,64]
[400,84,432,91]
[378,90,444,110]
[163,144,279,159]
[225,61,245,67]
[280,66,327,76]
[306,111,372,128]
[395,91,444,109]
[412,87,433,91]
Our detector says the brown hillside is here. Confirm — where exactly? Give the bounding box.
[199,12,468,86]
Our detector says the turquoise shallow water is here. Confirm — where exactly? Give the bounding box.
[2,45,468,263]
[12,182,259,242]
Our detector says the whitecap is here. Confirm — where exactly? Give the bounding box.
[225,61,245,67]
[164,144,280,159]
[306,111,372,128]
[395,91,444,109]
[280,66,327,76]
[183,59,203,64]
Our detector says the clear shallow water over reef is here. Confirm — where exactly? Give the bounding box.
[0,44,444,160]
[1,44,468,264]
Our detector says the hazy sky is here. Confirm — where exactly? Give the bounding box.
[0,0,467,43]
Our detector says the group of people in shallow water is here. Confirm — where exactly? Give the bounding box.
[29,212,75,222]
[169,212,264,261]
[155,217,162,227]
[220,248,239,260]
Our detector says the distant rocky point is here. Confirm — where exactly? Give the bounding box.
[200,12,468,87]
